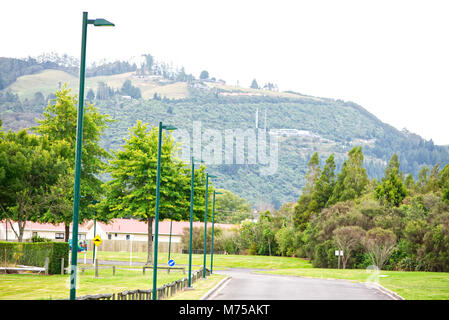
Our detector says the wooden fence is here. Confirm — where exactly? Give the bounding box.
[75,267,210,300]
[86,240,183,253]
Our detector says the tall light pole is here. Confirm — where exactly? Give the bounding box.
[90,199,99,265]
[168,219,172,262]
[152,122,177,300]
[210,190,223,274]
[203,173,216,278]
[70,12,114,301]
[187,157,203,288]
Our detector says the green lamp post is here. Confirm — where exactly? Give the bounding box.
[210,191,223,274]
[152,121,177,300]
[203,173,217,278]
[91,200,99,265]
[70,11,114,301]
[187,157,203,288]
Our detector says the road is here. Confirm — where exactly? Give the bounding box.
[208,268,393,300]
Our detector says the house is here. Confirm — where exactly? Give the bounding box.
[0,219,239,244]
[0,220,89,241]
[86,218,238,244]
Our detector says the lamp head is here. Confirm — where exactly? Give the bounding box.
[89,18,115,27]
[162,125,177,131]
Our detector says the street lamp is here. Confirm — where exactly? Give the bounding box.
[203,173,217,278]
[70,11,114,301]
[187,157,204,289]
[152,121,177,300]
[210,191,223,274]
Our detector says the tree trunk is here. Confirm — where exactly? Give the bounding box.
[65,224,70,242]
[147,216,153,265]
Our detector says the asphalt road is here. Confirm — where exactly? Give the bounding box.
[208,268,393,300]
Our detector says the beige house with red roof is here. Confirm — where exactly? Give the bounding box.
[0,219,239,252]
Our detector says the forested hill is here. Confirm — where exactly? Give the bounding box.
[1,55,448,210]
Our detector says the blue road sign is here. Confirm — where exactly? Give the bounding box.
[168,259,175,267]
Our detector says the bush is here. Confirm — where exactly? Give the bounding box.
[0,241,69,274]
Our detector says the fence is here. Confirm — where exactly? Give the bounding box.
[75,267,210,300]
[86,240,183,253]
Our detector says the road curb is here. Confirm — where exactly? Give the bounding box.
[365,282,405,300]
[199,276,232,300]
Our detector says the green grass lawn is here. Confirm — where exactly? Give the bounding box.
[2,251,449,300]
[94,250,313,269]
[0,266,196,300]
[257,268,449,300]
[168,274,227,300]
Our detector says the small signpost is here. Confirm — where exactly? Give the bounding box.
[92,235,102,247]
[168,259,175,267]
[335,250,344,269]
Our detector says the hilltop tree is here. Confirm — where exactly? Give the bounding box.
[143,54,154,74]
[250,79,259,89]
[120,80,142,99]
[200,70,209,80]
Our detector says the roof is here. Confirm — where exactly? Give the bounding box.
[1,219,239,236]
[97,219,238,236]
[0,220,90,233]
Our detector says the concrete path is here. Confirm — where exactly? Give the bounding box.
[208,268,393,300]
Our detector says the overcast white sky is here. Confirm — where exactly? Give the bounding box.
[1,0,449,144]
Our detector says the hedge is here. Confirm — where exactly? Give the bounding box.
[0,241,69,275]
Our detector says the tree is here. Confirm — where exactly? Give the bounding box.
[214,189,252,224]
[120,80,141,99]
[86,88,95,102]
[100,121,200,264]
[0,130,67,241]
[294,152,321,230]
[333,226,365,269]
[312,154,336,209]
[32,84,112,239]
[199,70,209,80]
[375,154,407,207]
[329,146,368,204]
[250,79,259,89]
[143,54,154,74]
[362,227,397,270]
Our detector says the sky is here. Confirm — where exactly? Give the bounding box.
[1,0,449,145]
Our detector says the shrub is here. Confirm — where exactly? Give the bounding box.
[0,241,69,274]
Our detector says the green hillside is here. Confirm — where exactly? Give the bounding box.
[1,60,448,209]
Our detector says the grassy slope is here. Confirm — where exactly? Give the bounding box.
[4,69,190,100]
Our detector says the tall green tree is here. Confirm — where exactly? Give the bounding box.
[375,154,407,207]
[214,189,252,224]
[328,146,368,204]
[100,121,202,264]
[0,130,67,241]
[294,152,321,230]
[32,84,112,239]
[312,153,336,209]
